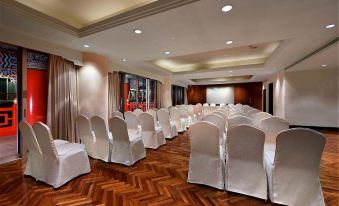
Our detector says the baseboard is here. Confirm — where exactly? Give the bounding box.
[289,125,339,133]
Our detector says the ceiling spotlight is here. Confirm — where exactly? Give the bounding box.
[226,40,233,45]
[325,24,335,29]
[165,51,171,55]
[134,29,142,34]
[321,64,327,67]
[122,58,127,62]
[222,5,233,13]
[83,44,90,48]
[229,70,233,72]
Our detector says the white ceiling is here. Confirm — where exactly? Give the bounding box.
[0,0,337,85]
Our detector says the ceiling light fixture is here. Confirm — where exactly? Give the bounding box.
[165,51,171,55]
[122,58,127,62]
[83,44,90,48]
[325,24,336,29]
[321,64,327,67]
[222,5,233,13]
[226,40,233,45]
[134,29,142,34]
[229,70,233,72]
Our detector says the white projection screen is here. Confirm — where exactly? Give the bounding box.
[206,86,234,104]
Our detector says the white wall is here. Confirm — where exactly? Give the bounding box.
[206,87,234,104]
[78,53,109,122]
[284,68,338,127]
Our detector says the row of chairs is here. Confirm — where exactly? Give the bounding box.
[188,103,326,206]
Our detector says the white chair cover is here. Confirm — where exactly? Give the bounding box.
[90,116,113,162]
[32,122,90,188]
[264,128,326,206]
[259,116,289,151]
[112,111,124,119]
[203,103,209,106]
[19,121,69,181]
[210,103,216,106]
[187,105,196,123]
[228,112,247,119]
[226,125,267,199]
[228,115,254,129]
[246,109,261,116]
[146,109,158,128]
[76,115,97,158]
[169,108,186,132]
[178,107,191,128]
[108,117,146,166]
[133,108,143,116]
[251,112,272,127]
[188,121,225,190]
[139,113,166,149]
[158,109,178,139]
[124,111,142,136]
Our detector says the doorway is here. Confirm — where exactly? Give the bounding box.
[263,89,266,112]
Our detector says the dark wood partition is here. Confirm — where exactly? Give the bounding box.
[187,82,263,110]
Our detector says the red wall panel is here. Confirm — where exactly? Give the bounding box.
[27,69,48,125]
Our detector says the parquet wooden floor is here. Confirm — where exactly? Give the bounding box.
[0,131,338,206]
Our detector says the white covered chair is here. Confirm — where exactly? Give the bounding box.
[251,112,272,127]
[124,111,142,136]
[32,122,90,188]
[210,103,216,106]
[112,111,124,119]
[108,117,146,166]
[226,125,267,200]
[203,103,209,106]
[90,116,113,162]
[139,113,166,149]
[158,109,178,139]
[188,121,225,190]
[264,128,326,206]
[76,115,97,158]
[246,109,261,116]
[228,115,254,129]
[146,109,159,128]
[228,111,247,119]
[133,108,143,116]
[259,116,289,151]
[178,107,191,128]
[169,108,186,132]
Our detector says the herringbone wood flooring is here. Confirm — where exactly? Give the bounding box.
[0,131,338,206]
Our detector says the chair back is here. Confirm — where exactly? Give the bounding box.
[202,114,225,133]
[19,120,42,156]
[213,111,227,121]
[190,121,220,156]
[203,103,209,106]
[246,109,260,116]
[76,115,94,145]
[108,117,129,142]
[227,125,265,163]
[139,113,155,131]
[32,122,58,159]
[158,109,171,124]
[170,108,182,121]
[251,112,272,126]
[274,128,325,172]
[112,111,124,119]
[210,103,216,106]
[146,109,158,126]
[124,111,140,131]
[228,115,253,128]
[133,108,143,116]
[260,117,289,146]
[90,116,110,142]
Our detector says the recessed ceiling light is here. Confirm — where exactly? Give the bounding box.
[134,29,142,34]
[230,74,233,76]
[165,51,171,55]
[83,44,90,48]
[222,5,233,13]
[122,58,127,62]
[226,40,233,45]
[321,64,327,67]
[229,70,233,72]
[325,24,336,29]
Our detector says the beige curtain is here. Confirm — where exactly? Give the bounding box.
[184,87,188,105]
[156,81,163,109]
[47,55,78,142]
[108,71,121,118]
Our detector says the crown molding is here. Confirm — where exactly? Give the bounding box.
[1,0,199,38]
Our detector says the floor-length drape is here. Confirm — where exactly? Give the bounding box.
[108,71,121,118]
[184,88,188,105]
[47,55,78,143]
[156,81,163,109]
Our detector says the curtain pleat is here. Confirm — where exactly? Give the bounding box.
[47,55,78,142]
[108,71,121,118]
[156,81,163,108]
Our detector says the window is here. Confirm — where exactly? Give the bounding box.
[122,73,158,112]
